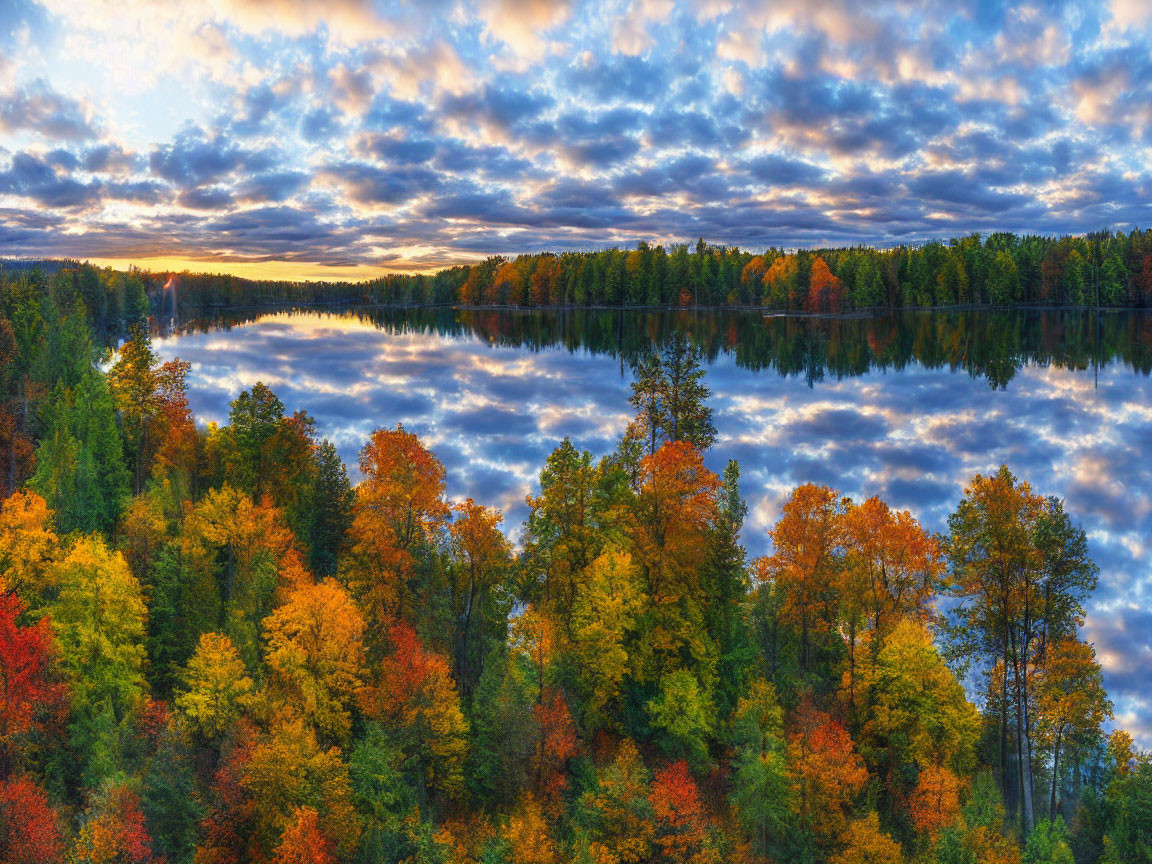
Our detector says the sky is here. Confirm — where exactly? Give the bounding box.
[2,0,1152,279]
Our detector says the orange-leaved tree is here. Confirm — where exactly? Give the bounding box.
[449,498,511,695]
[71,781,155,864]
[787,704,868,847]
[360,621,469,802]
[650,760,715,864]
[271,807,337,864]
[348,425,449,630]
[629,441,720,682]
[806,257,844,313]
[908,763,963,840]
[757,484,845,676]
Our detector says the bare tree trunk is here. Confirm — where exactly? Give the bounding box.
[1012,627,1035,834]
[1022,655,1036,832]
[1001,634,1010,807]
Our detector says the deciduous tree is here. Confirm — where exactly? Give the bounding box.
[240,717,360,857]
[807,257,844,313]
[571,546,645,727]
[757,484,844,677]
[1035,639,1111,825]
[787,705,868,846]
[832,812,903,864]
[49,535,147,782]
[0,593,66,777]
[651,760,714,864]
[348,425,449,627]
[175,632,254,743]
[271,807,337,864]
[909,764,963,840]
[449,498,511,695]
[360,621,469,801]
[72,781,155,864]
[579,740,653,864]
[264,578,365,743]
[0,490,58,608]
[0,775,64,864]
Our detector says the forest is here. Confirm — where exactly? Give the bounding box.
[8,227,1146,315]
[0,265,1150,864]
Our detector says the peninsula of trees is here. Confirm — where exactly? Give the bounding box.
[0,263,1150,864]
[6,227,1152,316]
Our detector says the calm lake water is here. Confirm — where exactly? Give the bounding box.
[154,306,1152,741]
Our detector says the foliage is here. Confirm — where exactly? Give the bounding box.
[0,775,64,864]
[49,535,148,784]
[831,812,903,864]
[264,578,365,742]
[0,284,1139,864]
[175,632,254,743]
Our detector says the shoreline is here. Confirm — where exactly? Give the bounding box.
[163,300,1144,317]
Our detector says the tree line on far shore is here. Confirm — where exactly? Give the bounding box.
[7,227,1152,316]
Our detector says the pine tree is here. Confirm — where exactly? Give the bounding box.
[308,440,354,577]
[629,354,667,456]
[661,334,716,451]
[705,460,751,717]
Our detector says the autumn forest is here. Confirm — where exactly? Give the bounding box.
[15,228,1150,318]
[0,260,1148,864]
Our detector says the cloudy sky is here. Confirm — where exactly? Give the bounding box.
[2,0,1152,279]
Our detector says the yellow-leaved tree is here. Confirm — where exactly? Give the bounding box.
[175,632,254,743]
[571,546,645,729]
[263,578,365,743]
[832,812,904,864]
[49,535,147,783]
[0,490,59,608]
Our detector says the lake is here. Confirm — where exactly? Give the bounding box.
[154,306,1152,739]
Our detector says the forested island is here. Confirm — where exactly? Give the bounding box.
[0,265,1150,864]
[6,228,1152,319]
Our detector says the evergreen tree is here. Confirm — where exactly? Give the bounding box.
[31,369,130,535]
[661,333,716,451]
[308,440,354,577]
[705,460,751,716]
[628,353,668,456]
[226,382,284,498]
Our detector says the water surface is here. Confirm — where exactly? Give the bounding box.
[154,306,1152,741]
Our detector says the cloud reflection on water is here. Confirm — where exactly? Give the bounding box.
[154,307,1152,745]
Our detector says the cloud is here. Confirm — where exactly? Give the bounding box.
[318,161,441,206]
[0,78,98,140]
[610,0,674,55]
[353,132,437,165]
[1106,0,1152,33]
[150,129,278,188]
[0,151,102,208]
[479,0,573,59]
[213,0,393,41]
[439,84,555,139]
[0,0,1149,276]
[82,143,138,175]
